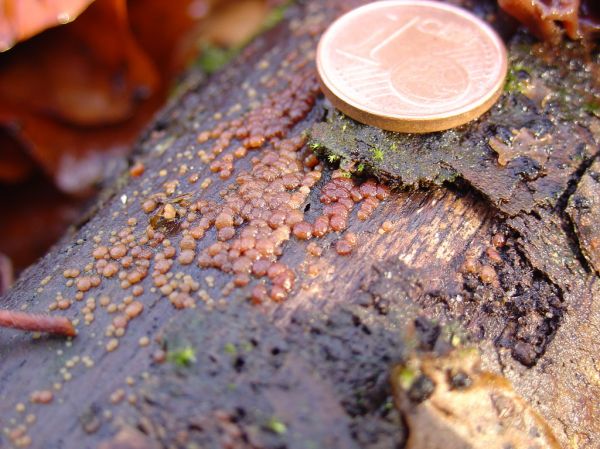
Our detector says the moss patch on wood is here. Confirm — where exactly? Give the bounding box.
[309,35,600,218]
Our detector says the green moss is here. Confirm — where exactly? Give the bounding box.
[265,417,287,435]
[224,342,237,356]
[262,1,292,31]
[440,322,468,348]
[504,64,530,93]
[198,44,237,74]
[383,398,394,411]
[372,147,384,162]
[396,367,418,390]
[309,107,462,188]
[327,153,340,164]
[584,101,600,118]
[167,346,196,367]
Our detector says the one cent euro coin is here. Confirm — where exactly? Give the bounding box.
[316,1,508,133]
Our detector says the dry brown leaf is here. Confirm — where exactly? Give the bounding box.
[127,0,210,81]
[0,0,159,126]
[0,130,35,183]
[0,0,272,193]
[0,177,83,270]
[0,252,13,294]
[0,0,95,51]
[0,97,162,193]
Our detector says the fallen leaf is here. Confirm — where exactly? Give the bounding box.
[127,0,210,81]
[0,96,161,194]
[0,252,13,295]
[0,130,35,183]
[0,177,84,271]
[0,0,159,126]
[0,0,95,51]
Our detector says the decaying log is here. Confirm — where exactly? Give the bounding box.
[0,1,598,449]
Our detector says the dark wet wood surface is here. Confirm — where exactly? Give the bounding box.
[0,1,598,448]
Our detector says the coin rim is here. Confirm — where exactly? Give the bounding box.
[316,0,508,133]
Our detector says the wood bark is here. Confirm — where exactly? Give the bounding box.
[0,1,598,448]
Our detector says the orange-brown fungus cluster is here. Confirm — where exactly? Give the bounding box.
[43,27,390,359]
[498,0,599,43]
[145,68,389,304]
[462,232,507,288]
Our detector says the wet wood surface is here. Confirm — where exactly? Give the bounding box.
[0,1,598,448]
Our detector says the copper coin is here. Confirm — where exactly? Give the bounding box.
[316,1,508,133]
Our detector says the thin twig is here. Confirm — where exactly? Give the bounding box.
[0,253,13,295]
[0,310,76,337]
